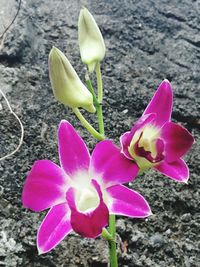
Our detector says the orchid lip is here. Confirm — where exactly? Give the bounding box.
[75,181,100,213]
[128,123,164,168]
[134,133,165,164]
[76,188,99,212]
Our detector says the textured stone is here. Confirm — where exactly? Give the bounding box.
[0,0,199,266]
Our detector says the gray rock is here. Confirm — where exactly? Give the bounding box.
[0,0,199,266]
[149,233,165,248]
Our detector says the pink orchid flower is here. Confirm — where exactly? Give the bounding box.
[22,120,151,254]
[120,79,194,183]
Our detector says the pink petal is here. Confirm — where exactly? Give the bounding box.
[37,203,72,254]
[58,120,90,176]
[91,140,139,186]
[129,113,156,137]
[143,79,173,127]
[162,122,194,163]
[106,185,151,218]
[128,113,156,144]
[154,158,189,183]
[22,160,68,212]
[120,132,133,160]
[120,114,156,160]
[66,180,109,238]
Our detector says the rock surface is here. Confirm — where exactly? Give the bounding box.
[0,0,199,266]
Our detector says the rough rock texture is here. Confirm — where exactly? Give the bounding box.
[0,0,199,266]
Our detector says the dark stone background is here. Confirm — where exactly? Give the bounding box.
[0,0,199,266]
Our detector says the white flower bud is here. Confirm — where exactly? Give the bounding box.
[78,8,106,72]
[49,47,95,113]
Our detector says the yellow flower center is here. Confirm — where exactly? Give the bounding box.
[128,124,161,171]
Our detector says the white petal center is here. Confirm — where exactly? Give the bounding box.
[70,170,100,213]
[76,186,99,212]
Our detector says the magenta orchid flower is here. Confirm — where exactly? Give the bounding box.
[22,120,151,254]
[120,79,194,183]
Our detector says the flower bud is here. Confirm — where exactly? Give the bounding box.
[78,8,106,72]
[49,47,96,113]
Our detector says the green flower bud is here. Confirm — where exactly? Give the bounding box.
[78,8,106,73]
[49,47,96,113]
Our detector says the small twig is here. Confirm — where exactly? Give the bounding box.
[0,89,24,161]
[0,0,22,41]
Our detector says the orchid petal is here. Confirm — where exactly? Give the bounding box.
[162,122,194,163]
[106,184,151,218]
[143,79,173,127]
[120,132,133,160]
[66,180,109,238]
[155,158,189,183]
[22,160,67,212]
[58,120,90,177]
[37,203,72,254]
[91,140,139,186]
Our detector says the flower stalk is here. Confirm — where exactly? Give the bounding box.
[109,215,118,267]
[85,61,118,265]
[85,70,104,137]
[95,62,104,135]
[95,62,103,103]
[72,107,104,141]
[85,73,100,108]
[95,67,117,266]
[101,228,114,242]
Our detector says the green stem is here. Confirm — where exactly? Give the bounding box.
[101,228,114,242]
[85,77,100,108]
[86,64,117,266]
[95,62,103,103]
[97,104,104,135]
[85,70,104,136]
[109,215,118,267]
[95,63,117,266]
[95,62,104,135]
[72,108,104,141]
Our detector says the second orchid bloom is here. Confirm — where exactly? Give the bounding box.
[120,80,194,182]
